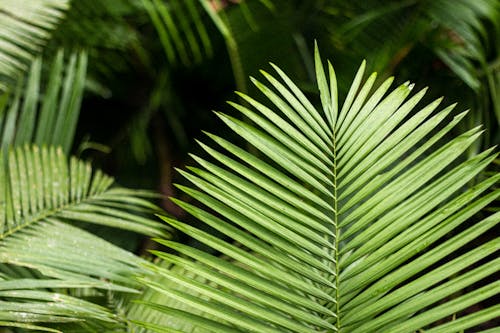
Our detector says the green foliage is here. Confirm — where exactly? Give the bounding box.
[142,0,275,67]
[47,0,147,94]
[136,48,500,332]
[141,0,213,66]
[0,15,167,333]
[0,51,87,153]
[0,0,498,332]
[0,0,70,91]
[322,0,500,137]
[0,145,167,331]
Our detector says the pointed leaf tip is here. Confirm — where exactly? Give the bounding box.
[259,69,270,76]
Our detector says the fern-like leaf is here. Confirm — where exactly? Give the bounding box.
[0,145,169,329]
[137,45,500,332]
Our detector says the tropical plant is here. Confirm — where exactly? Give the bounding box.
[0,0,499,332]
[135,45,500,332]
[0,46,167,333]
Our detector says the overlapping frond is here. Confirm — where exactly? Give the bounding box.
[47,0,145,93]
[141,0,214,66]
[426,0,499,91]
[142,0,273,67]
[0,50,87,153]
[126,262,219,333]
[325,0,499,91]
[0,276,120,332]
[137,46,500,332]
[0,145,169,330]
[0,0,70,90]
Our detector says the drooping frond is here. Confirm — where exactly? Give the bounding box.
[324,0,499,91]
[0,145,169,329]
[141,0,214,66]
[137,45,500,332]
[46,0,145,92]
[0,50,87,153]
[141,0,275,93]
[0,0,70,90]
[142,0,274,67]
[425,0,499,91]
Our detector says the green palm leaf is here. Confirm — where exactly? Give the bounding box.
[137,45,500,332]
[142,0,274,93]
[0,0,70,91]
[0,145,169,330]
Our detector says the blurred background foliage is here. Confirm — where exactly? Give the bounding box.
[0,0,498,258]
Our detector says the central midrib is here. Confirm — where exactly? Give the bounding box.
[0,191,106,240]
[333,129,341,332]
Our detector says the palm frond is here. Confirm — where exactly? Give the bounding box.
[426,0,499,91]
[321,0,499,107]
[141,0,214,66]
[0,144,168,243]
[47,0,146,94]
[142,0,274,92]
[142,0,275,67]
[136,45,500,332]
[0,145,169,329]
[0,50,87,153]
[0,278,118,332]
[0,0,70,91]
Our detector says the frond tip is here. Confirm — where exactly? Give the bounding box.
[137,48,499,332]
